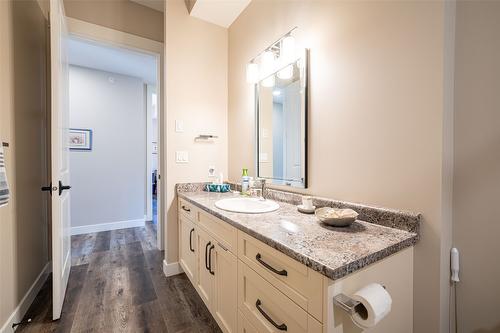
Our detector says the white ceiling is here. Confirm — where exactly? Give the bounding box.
[189,0,251,28]
[68,37,158,84]
[129,0,164,12]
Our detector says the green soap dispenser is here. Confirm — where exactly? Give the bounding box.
[241,168,250,194]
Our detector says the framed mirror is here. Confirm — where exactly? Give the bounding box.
[256,50,308,188]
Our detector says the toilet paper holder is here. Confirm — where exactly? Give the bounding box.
[333,285,386,316]
[333,294,362,315]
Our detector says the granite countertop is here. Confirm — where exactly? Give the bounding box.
[177,189,419,281]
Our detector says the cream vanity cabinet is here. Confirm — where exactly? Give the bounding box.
[178,198,414,333]
[179,198,238,333]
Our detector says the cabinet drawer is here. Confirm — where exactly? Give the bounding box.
[238,261,322,333]
[179,198,196,221]
[199,210,237,254]
[238,310,259,333]
[238,232,323,322]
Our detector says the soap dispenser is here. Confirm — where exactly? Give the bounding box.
[241,168,250,194]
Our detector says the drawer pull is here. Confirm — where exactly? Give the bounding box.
[256,253,288,276]
[208,245,215,275]
[182,205,191,212]
[189,228,195,252]
[205,242,211,270]
[255,299,287,331]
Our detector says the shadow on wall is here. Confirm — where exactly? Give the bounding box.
[12,0,49,301]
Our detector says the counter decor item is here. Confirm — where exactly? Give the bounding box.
[298,195,315,214]
[205,183,231,193]
[315,207,359,227]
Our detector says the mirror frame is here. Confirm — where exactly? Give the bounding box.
[255,49,309,189]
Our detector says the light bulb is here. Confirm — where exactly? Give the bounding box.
[281,35,295,62]
[277,65,293,80]
[246,63,259,84]
[261,50,275,78]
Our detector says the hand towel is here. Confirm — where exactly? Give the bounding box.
[0,146,10,207]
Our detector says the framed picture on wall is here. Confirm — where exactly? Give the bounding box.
[69,128,92,151]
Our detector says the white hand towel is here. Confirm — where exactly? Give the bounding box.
[0,146,10,207]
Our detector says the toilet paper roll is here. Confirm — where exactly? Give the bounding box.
[350,283,392,329]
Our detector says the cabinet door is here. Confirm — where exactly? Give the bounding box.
[179,216,197,284]
[213,242,238,333]
[196,228,215,309]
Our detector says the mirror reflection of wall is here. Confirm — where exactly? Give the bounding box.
[257,55,307,187]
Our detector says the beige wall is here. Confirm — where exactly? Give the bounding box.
[164,0,228,263]
[453,2,500,332]
[228,1,451,331]
[0,0,49,327]
[64,0,164,42]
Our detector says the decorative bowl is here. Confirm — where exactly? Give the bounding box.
[315,207,359,227]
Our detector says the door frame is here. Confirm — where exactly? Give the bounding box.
[66,17,165,250]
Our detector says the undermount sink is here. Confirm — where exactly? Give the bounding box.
[214,197,279,214]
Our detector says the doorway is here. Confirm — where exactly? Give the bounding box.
[66,36,162,249]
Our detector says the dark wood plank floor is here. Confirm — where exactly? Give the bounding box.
[16,222,222,333]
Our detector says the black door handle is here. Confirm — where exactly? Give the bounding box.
[41,183,53,196]
[58,180,71,196]
[205,242,211,270]
[189,228,195,252]
[256,253,288,276]
[182,205,191,212]
[208,245,215,275]
[255,299,287,331]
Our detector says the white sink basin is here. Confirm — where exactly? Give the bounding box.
[214,197,279,214]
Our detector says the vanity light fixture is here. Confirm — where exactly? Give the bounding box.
[246,62,259,84]
[245,27,298,86]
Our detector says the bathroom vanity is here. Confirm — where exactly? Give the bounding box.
[176,184,420,333]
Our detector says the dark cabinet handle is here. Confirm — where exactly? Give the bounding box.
[189,228,195,252]
[182,205,191,212]
[256,253,287,276]
[205,242,211,270]
[255,299,287,331]
[58,180,71,196]
[208,245,215,275]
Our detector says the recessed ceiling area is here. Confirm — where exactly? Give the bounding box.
[68,37,157,84]
[188,0,251,28]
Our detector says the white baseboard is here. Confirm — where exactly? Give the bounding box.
[162,260,183,277]
[71,218,145,235]
[1,262,51,333]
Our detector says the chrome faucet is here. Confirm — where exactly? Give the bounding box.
[257,178,266,200]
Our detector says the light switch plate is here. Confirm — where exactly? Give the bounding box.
[175,120,184,133]
[176,151,189,163]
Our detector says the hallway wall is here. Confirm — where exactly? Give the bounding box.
[0,0,50,329]
[69,66,146,233]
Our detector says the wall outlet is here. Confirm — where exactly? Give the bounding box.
[208,166,216,177]
[175,151,189,163]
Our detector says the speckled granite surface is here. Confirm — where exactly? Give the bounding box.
[176,188,419,281]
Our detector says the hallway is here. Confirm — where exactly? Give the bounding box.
[16,223,221,333]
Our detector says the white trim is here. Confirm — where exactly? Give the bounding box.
[0,262,51,333]
[70,219,145,235]
[163,260,183,277]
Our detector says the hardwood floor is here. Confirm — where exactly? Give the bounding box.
[16,222,222,333]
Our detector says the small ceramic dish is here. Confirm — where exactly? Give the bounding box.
[315,207,359,227]
[297,204,316,214]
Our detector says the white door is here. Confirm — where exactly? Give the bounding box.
[49,0,71,320]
